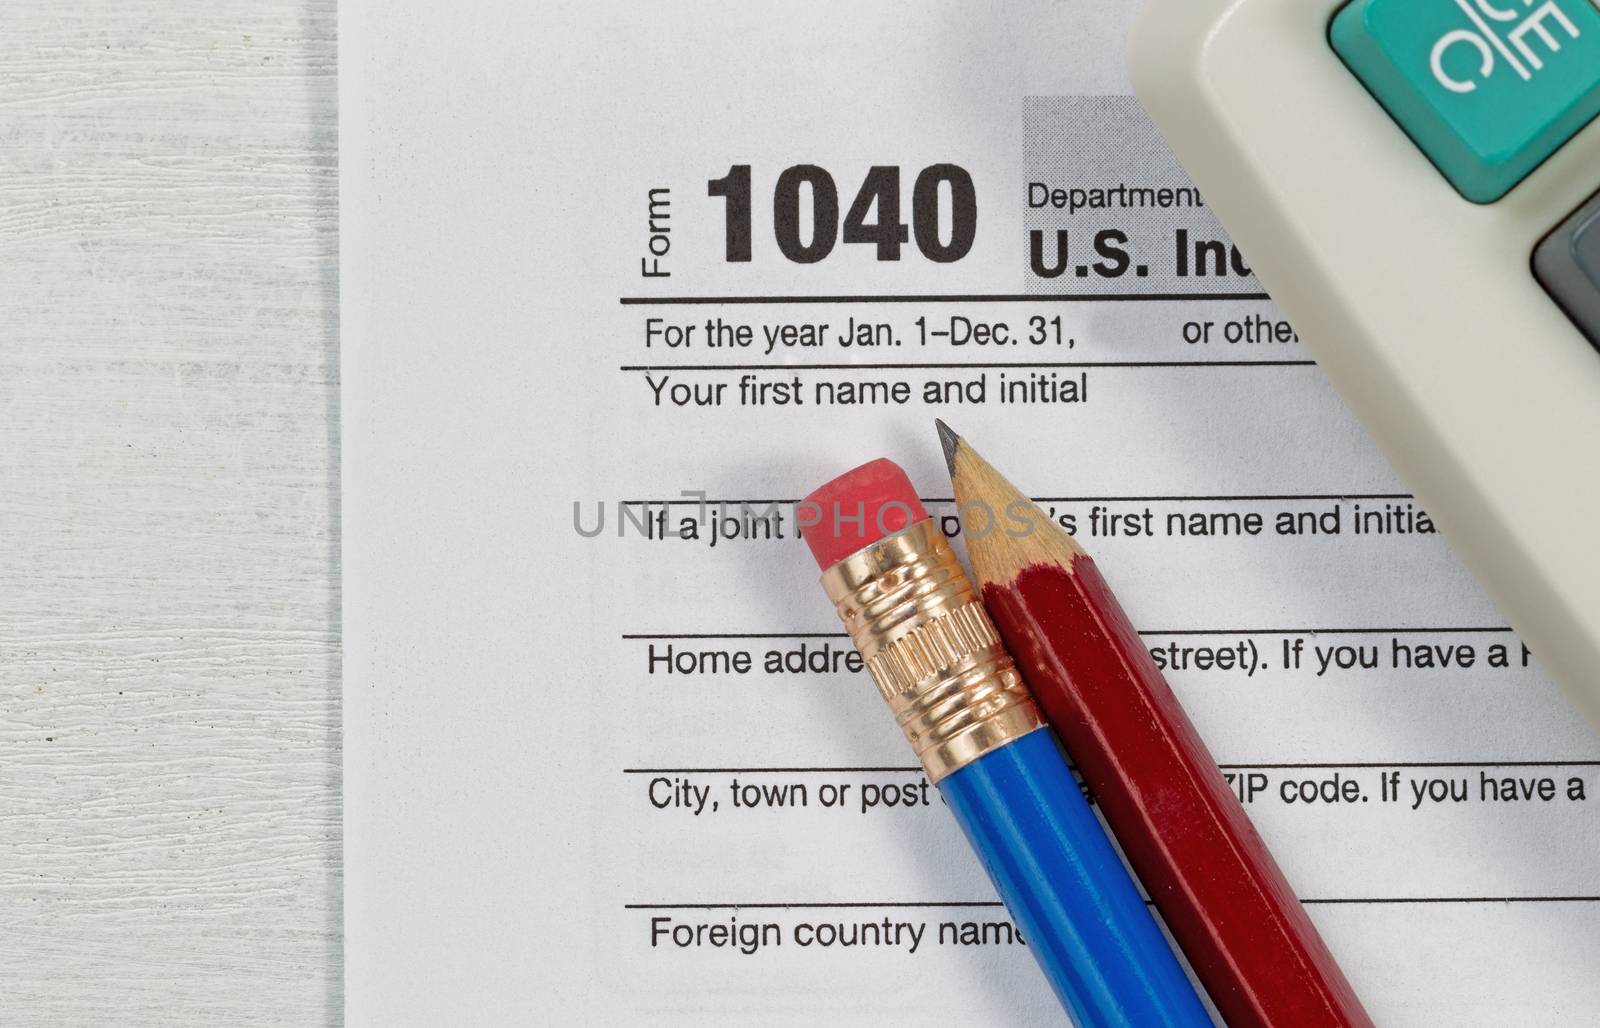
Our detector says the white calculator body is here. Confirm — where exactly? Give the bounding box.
[1129,0,1600,726]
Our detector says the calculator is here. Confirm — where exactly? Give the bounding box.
[1129,0,1600,727]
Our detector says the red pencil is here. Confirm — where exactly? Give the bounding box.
[939,421,1373,1028]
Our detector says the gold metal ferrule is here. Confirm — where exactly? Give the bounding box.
[819,519,1045,783]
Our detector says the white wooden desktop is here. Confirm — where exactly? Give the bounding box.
[2,3,339,1022]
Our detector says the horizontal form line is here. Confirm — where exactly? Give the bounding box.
[619,293,1273,305]
[622,761,1600,774]
[627,901,1005,909]
[620,628,1514,640]
[626,897,1600,909]
[618,494,1413,505]
[626,767,925,774]
[1302,897,1600,905]
[620,361,1313,371]
[623,632,845,639]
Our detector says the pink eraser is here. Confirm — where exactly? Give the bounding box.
[800,458,930,570]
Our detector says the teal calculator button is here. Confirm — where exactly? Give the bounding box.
[1332,0,1600,203]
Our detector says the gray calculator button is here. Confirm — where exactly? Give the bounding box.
[1576,211,1600,281]
[1535,193,1600,349]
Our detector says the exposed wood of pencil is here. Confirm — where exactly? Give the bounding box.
[947,428,1373,1028]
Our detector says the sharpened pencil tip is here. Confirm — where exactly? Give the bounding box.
[934,419,961,476]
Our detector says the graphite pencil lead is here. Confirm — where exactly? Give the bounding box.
[934,418,962,475]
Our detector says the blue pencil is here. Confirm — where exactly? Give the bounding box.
[944,731,1208,1024]
[801,459,1210,1027]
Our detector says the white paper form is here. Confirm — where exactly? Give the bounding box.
[340,2,1600,1023]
